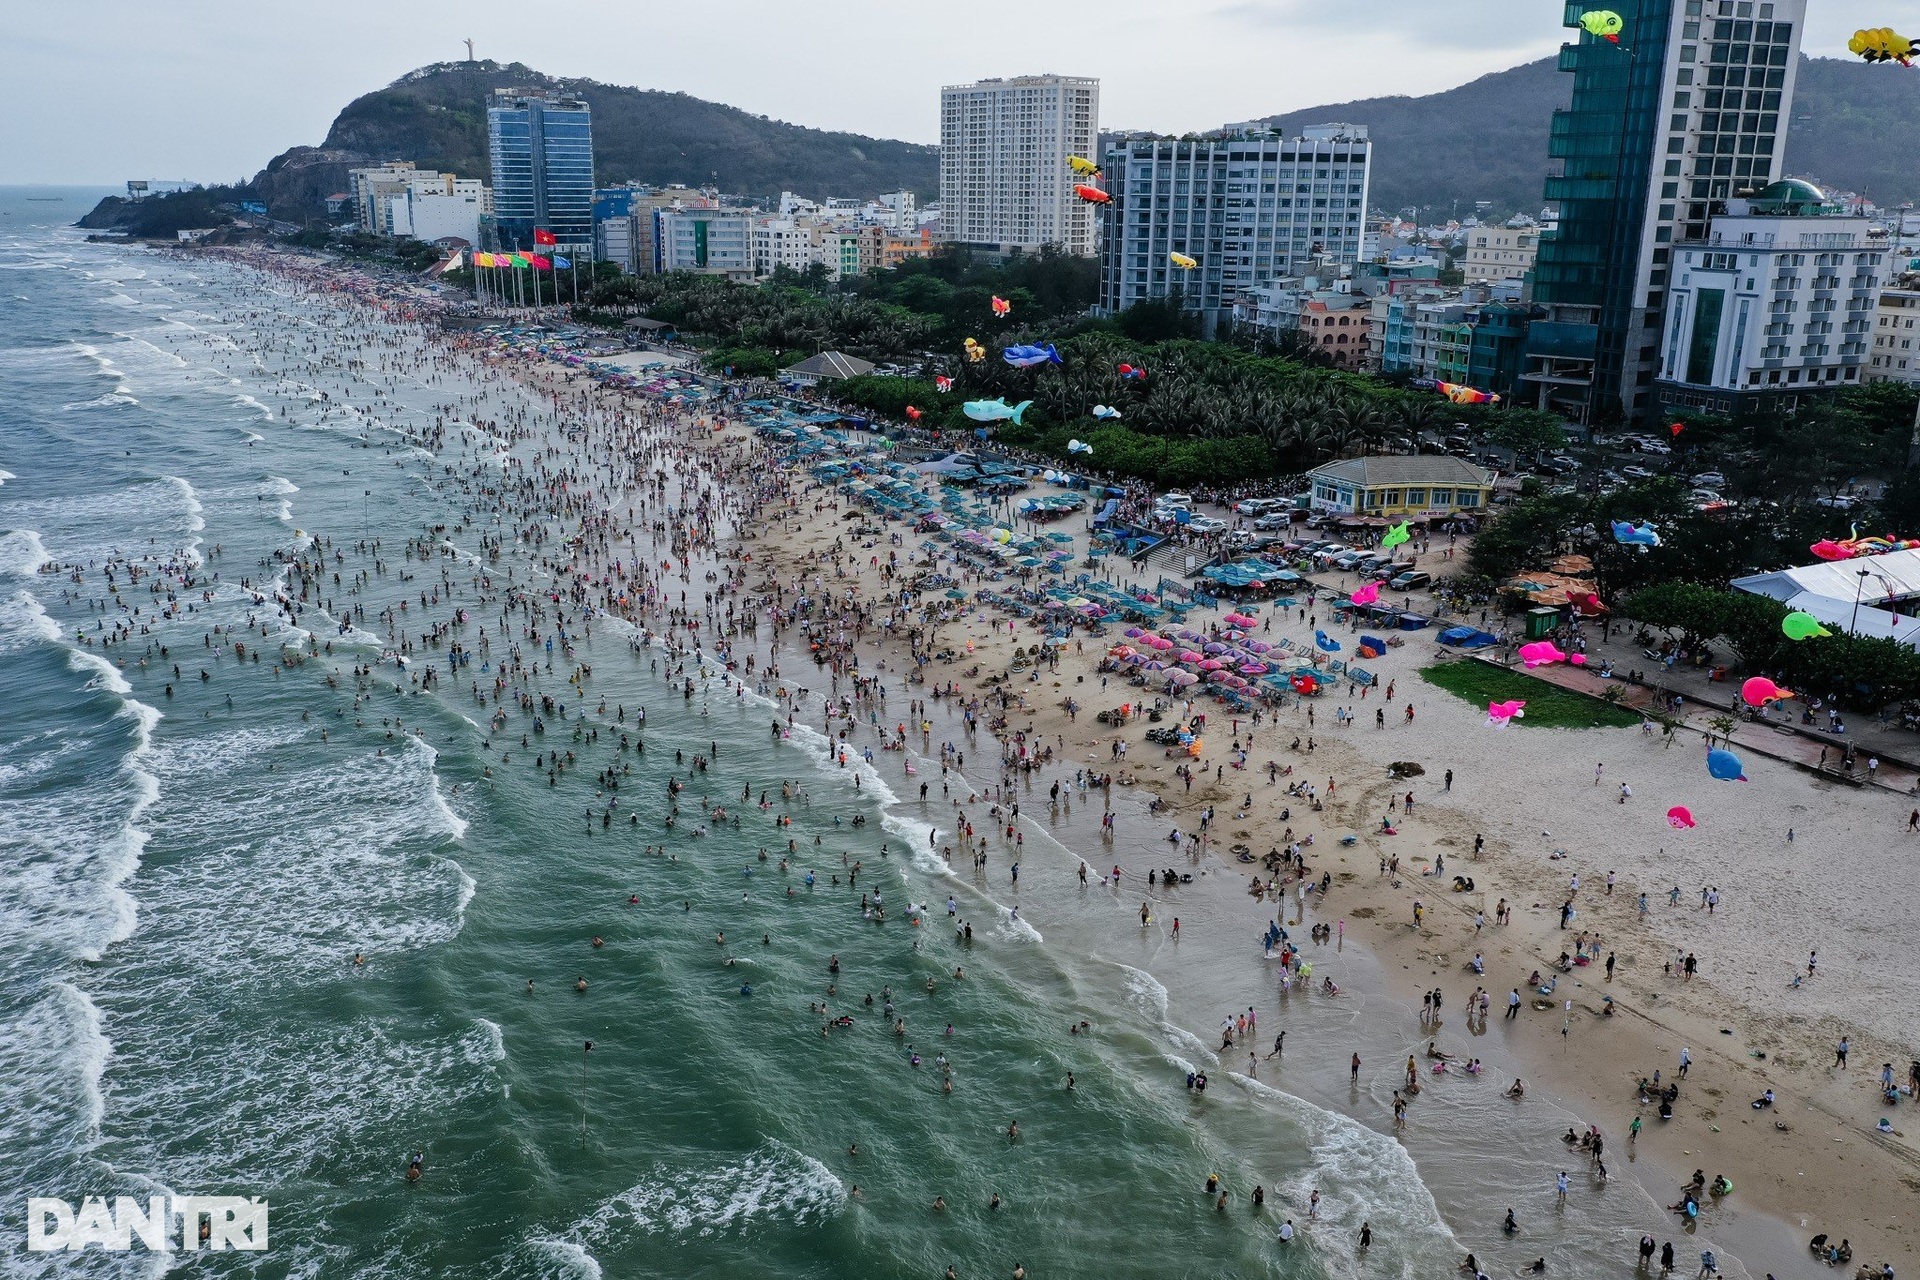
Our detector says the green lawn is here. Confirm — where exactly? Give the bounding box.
[1420,661,1642,730]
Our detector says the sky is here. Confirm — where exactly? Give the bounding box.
[7,0,1919,185]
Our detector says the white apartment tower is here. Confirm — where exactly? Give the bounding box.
[939,74,1100,256]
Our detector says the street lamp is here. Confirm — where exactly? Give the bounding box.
[1851,565,1872,635]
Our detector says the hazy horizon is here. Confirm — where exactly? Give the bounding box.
[9,0,1917,186]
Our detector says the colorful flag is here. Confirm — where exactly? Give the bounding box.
[529,254,552,270]
[552,255,571,269]
[511,254,531,268]
[533,229,557,246]
[473,252,494,267]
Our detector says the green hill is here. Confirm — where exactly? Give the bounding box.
[317,61,938,200]
[80,53,1920,240]
[1258,54,1920,218]
[80,60,938,233]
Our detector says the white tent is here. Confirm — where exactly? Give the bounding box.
[1731,547,1920,648]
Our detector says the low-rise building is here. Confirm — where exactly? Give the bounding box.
[779,351,877,386]
[385,177,487,245]
[658,209,755,280]
[1866,275,1920,384]
[349,162,488,237]
[1462,222,1539,284]
[1307,456,1495,520]
[593,185,718,274]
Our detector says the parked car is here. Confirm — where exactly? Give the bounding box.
[1621,464,1657,480]
[1253,513,1293,531]
[1389,570,1433,592]
[1333,551,1369,571]
[1186,515,1228,534]
[1638,439,1672,455]
[1234,497,1283,516]
[1813,494,1858,511]
[1691,471,1727,489]
[1374,560,1416,580]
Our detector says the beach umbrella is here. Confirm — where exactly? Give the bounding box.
[1203,641,1228,654]
[1225,612,1258,627]
[1244,639,1272,654]
[1177,649,1204,664]
[1149,636,1175,651]
[945,589,968,600]
[1123,627,1145,639]
[1198,658,1226,671]
[1239,662,1269,676]
[1221,629,1246,642]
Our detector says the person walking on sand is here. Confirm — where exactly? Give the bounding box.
[1555,1170,1569,1205]
[1835,1035,1850,1069]
[1678,1046,1691,1078]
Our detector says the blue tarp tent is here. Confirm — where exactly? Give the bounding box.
[1437,626,1499,649]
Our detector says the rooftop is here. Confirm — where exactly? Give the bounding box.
[1309,455,1495,488]
[779,351,876,380]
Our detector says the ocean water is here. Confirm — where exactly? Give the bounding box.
[0,189,1740,1280]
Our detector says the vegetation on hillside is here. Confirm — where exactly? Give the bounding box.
[1258,54,1920,220]
[323,62,938,202]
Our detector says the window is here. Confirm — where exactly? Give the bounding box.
[1454,490,1481,510]
[1405,488,1427,505]
[1429,488,1453,506]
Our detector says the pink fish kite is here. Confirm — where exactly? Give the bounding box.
[1487,699,1526,727]
[1517,641,1587,668]
[1740,676,1792,707]
[1666,806,1697,829]
[1351,582,1380,606]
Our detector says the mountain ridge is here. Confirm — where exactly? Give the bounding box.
[79,54,1920,238]
[1256,54,1920,217]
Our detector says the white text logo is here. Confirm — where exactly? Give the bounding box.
[26,1196,269,1252]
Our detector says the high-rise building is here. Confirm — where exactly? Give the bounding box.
[939,75,1099,255]
[487,90,595,252]
[1095,125,1372,336]
[1655,180,1885,415]
[1523,0,1806,423]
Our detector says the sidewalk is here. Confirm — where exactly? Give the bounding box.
[1481,644,1920,797]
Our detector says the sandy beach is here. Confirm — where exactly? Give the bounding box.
[724,430,1920,1277]
[148,240,1920,1276]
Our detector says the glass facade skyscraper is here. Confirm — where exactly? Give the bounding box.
[1524,0,1805,422]
[487,91,595,252]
